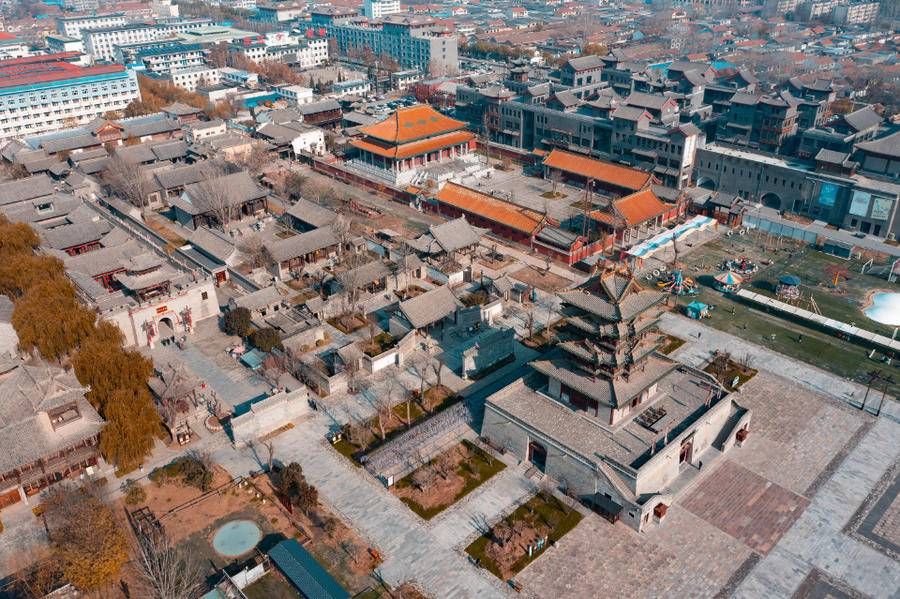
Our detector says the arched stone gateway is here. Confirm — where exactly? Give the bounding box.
[697,176,717,191]
[761,192,782,210]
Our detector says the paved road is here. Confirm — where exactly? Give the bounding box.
[659,311,899,423]
[735,417,900,599]
[214,418,511,598]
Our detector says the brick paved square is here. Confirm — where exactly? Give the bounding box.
[517,506,752,599]
[845,459,900,561]
[682,460,809,555]
[792,568,867,599]
[726,372,868,496]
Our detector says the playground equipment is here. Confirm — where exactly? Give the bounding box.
[714,271,744,292]
[656,269,699,296]
[776,274,801,301]
[723,256,758,275]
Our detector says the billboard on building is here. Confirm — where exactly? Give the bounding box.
[870,196,894,221]
[848,190,871,217]
[818,182,839,207]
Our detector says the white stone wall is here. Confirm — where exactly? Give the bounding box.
[231,387,310,447]
[104,280,220,348]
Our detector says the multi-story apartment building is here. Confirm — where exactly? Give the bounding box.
[362,0,402,19]
[62,0,100,11]
[57,12,127,38]
[0,53,141,141]
[833,0,880,24]
[311,11,458,76]
[255,1,306,22]
[165,65,221,91]
[84,19,213,62]
[133,42,206,75]
[229,34,328,68]
[718,92,798,153]
[456,83,702,189]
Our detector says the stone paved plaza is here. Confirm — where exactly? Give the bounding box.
[518,367,900,599]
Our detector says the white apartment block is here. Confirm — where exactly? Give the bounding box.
[84,19,212,62]
[166,65,222,91]
[833,1,880,24]
[137,44,206,75]
[57,12,127,38]
[278,85,314,105]
[362,0,402,19]
[0,56,140,141]
[63,0,100,12]
[219,67,260,88]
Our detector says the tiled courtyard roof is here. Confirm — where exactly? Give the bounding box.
[543,149,653,192]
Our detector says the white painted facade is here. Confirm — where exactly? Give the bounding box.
[290,127,326,156]
[166,65,221,91]
[57,12,127,38]
[278,85,314,105]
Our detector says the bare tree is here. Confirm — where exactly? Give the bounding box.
[238,234,271,269]
[262,439,275,472]
[410,353,431,405]
[190,164,236,228]
[524,304,536,340]
[373,393,393,441]
[132,534,206,599]
[103,154,153,210]
[430,356,445,389]
[538,293,556,335]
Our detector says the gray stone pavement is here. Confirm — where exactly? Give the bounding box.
[735,417,900,599]
[212,417,511,598]
[428,461,538,550]
[659,311,899,422]
[0,502,48,578]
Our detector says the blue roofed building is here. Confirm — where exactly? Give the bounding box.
[268,538,350,599]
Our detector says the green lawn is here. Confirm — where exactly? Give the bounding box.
[395,440,506,520]
[675,235,900,398]
[465,493,583,580]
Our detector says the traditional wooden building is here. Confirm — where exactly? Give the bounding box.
[543,149,656,197]
[348,104,476,186]
[0,361,104,508]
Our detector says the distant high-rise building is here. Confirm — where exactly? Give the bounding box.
[362,0,402,19]
[833,0,880,24]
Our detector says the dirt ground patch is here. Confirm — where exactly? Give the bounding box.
[121,467,379,593]
[393,440,505,519]
[511,266,572,292]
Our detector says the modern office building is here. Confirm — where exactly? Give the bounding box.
[132,43,206,75]
[311,12,458,76]
[0,53,141,141]
[62,0,99,10]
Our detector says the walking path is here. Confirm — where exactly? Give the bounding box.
[429,463,537,550]
[735,417,900,598]
[213,418,511,598]
[658,312,899,422]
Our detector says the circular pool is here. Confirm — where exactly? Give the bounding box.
[864,292,900,327]
[211,520,262,558]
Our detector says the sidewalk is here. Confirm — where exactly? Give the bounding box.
[658,312,899,423]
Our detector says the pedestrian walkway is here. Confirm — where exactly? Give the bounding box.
[658,312,899,422]
[213,418,510,598]
[429,463,537,550]
[153,344,268,409]
[735,417,900,599]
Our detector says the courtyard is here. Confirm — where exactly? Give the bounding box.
[515,370,898,599]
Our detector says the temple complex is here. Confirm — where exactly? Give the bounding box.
[482,269,751,531]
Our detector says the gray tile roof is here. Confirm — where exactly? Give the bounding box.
[152,162,210,191]
[265,227,339,263]
[428,216,483,254]
[399,284,460,329]
[855,131,900,159]
[188,226,236,263]
[42,219,112,251]
[175,172,267,216]
[0,362,103,475]
[842,106,882,133]
[286,198,337,229]
[233,285,283,312]
[564,55,604,71]
[0,174,55,206]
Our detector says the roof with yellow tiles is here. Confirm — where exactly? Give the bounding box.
[543,149,653,193]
